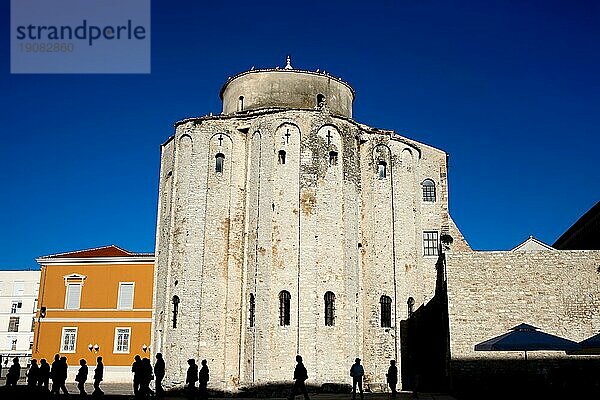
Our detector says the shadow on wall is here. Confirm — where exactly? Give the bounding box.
[400,253,451,393]
[451,357,600,399]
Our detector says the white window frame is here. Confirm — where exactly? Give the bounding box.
[60,327,78,353]
[113,327,131,354]
[10,301,22,314]
[117,282,135,310]
[64,283,82,309]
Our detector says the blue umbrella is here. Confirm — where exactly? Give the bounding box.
[570,332,600,355]
[475,323,581,360]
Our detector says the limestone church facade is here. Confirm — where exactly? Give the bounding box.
[151,58,472,390]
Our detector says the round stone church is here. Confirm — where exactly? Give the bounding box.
[152,58,468,391]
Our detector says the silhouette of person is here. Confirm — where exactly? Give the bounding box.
[350,358,365,400]
[140,358,154,397]
[186,358,198,397]
[5,357,21,386]
[38,358,50,391]
[386,360,398,398]
[76,359,88,395]
[27,359,39,388]
[198,359,209,400]
[50,354,61,394]
[154,353,165,396]
[93,356,104,396]
[288,355,310,400]
[59,356,70,394]
[132,355,142,396]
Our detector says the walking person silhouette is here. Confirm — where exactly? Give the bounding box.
[186,359,198,399]
[59,356,70,395]
[198,359,209,400]
[154,353,165,397]
[76,359,88,395]
[288,355,310,400]
[132,355,142,396]
[5,357,21,386]
[50,354,61,394]
[350,358,365,400]
[93,356,104,396]
[38,358,50,391]
[386,360,398,398]
[27,359,39,388]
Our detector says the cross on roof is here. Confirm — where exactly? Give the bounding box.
[284,129,291,144]
[218,134,223,146]
[326,130,333,145]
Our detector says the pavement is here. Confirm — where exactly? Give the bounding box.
[0,379,456,399]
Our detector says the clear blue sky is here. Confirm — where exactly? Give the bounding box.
[1,0,599,269]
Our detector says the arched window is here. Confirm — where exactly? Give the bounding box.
[249,293,255,327]
[278,150,286,165]
[215,153,225,173]
[329,151,338,166]
[378,161,387,179]
[172,295,180,329]
[324,291,336,326]
[238,96,244,112]
[279,290,291,326]
[407,297,415,318]
[380,295,392,328]
[317,94,326,108]
[422,179,436,202]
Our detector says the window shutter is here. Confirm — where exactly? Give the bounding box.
[66,284,81,309]
[118,284,134,309]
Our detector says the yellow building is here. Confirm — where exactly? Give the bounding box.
[32,245,154,382]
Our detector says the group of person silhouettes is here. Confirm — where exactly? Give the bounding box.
[5,352,399,398]
[185,358,210,399]
[3,354,105,396]
[288,355,399,400]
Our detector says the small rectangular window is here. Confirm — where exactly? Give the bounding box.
[118,283,135,310]
[8,317,20,332]
[423,231,439,256]
[60,327,77,353]
[7,337,17,351]
[65,283,82,310]
[329,151,338,166]
[10,301,21,314]
[114,327,131,353]
[31,317,35,332]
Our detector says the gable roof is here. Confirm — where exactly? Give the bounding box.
[510,236,556,252]
[38,245,152,259]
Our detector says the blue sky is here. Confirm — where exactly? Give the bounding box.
[1,0,599,268]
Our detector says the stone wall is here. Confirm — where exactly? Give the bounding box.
[153,105,450,391]
[445,250,600,396]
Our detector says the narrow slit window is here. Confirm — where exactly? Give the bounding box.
[380,295,392,328]
[238,96,244,112]
[215,153,225,173]
[378,161,387,179]
[278,150,286,165]
[422,179,436,202]
[279,290,291,326]
[324,291,335,326]
[172,295,180,329]
[249,293,255,327]
[329,151,338,166]
[407,297,415,317]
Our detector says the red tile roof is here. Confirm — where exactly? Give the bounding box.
[39,245,153,259]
